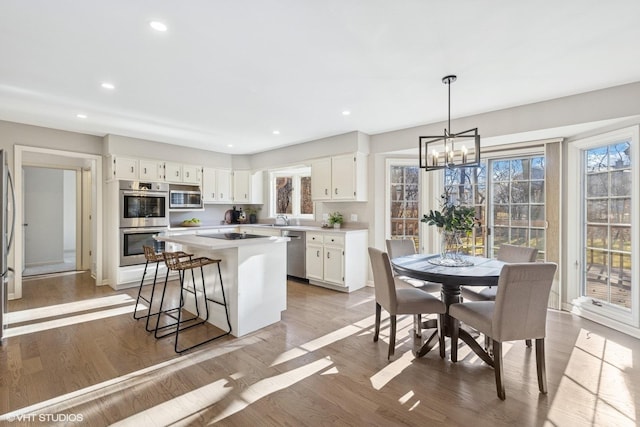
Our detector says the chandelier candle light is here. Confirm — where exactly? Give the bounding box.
[419,75,480,171]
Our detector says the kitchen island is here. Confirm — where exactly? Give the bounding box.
[156,232,289,337]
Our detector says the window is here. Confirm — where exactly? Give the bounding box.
[270,168,313,218]
[584,142,632,308]
[444,163,487,256]
[567,126,638,330]
[386,161,421,250]
[443,154,545,259]
[490,156,545,259]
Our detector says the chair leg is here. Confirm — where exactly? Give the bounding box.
[493,340,505,400]
[526,339,532,348]
[450,318,459,362]
[414,314,422,338]
[133,260,150,320]
[388,315,396,360]
[535,338,547,394]
[373,303,381,342]
[438,313,446,359]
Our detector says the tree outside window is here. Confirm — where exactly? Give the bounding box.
[271,168,313,219]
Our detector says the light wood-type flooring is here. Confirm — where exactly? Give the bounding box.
[1,271,640,426]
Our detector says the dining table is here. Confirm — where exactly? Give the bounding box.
[391,253,505,364]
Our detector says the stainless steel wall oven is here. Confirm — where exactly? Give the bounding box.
[120,227,166,267]
[119,180,169,228]
[119,181,169,266]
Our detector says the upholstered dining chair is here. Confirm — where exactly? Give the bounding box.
[461,244,538,302]
[368,247,446,360]
[385,239,442,294]
[461,244,538,348]
[449,262,557,400]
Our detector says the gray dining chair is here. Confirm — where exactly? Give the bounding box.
[461,244,538,302]
[368,247,446,360]
[461,244,538,348]
[385,239,442,294]
[449,262,557,400]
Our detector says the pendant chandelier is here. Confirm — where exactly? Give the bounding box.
[419,75,480,171]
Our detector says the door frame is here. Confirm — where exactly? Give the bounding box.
[12,145,103,299]
[565,126,640,336]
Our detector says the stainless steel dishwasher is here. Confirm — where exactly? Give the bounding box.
[282,230,306,280]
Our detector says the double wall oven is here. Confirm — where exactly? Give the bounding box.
[119,181,169,266]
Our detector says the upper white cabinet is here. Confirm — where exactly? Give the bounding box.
[164,162,202,185]
[182,164,202,185]
[202,167,233,203]
[233,170,251,203]
[139,160,164,181]
[109,156,164,181]
[311,153,367,201]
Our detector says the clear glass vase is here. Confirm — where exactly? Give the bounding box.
[429,229,474,267]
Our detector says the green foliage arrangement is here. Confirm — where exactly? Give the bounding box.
[421,190,478,233]
[328,211,344,225]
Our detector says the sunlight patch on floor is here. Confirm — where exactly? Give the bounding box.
[210,357,334,424]
[0,336,262,422]
[5,294,136,324]
[270,314,377,367]
[547,328,636,426]
[370,350,415,390]
[3,305,143,338]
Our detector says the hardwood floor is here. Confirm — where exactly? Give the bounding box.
[1,272,640,426]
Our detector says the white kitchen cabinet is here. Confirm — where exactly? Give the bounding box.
[311,153,367,201]
[311,157,332,201]
[165,162,202,184]
[182,165,202,184]
[202,167,233,203]
[233,170,251,203]
[139,160,164,181]
[109,156,165,182]
[306,242,324,281]
[164,162,182,183]
[111,157,138,180]
[305,230,367,292]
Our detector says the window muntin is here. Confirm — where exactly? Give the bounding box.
[583,141,632,309]
[389,165,420,249]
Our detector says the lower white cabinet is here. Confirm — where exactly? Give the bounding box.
[305,230,367,292]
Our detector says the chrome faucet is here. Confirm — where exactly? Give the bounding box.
[275,214,289,226]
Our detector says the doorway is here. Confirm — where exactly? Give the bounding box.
[23,167,79,277]
[11,145,103,300]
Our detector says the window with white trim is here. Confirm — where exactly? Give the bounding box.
[270,167,313,219]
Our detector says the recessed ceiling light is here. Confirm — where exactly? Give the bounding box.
[149,21,167,32]
[101,82,115,90]
[227,144,233,148]
[272,130,280,135]
[76,113,87,119]
[342,110,351,116]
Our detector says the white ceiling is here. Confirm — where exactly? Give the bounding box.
[1,1,639,155]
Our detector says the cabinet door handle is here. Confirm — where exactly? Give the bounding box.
[334,188,338,195]
[143,167,147,174]
[317,250,320,257]
[325,188,328,195]
[220,193,224,199]
[186,171,190,177]
[175,171,179,177]
[130,166,134,173]
[327,252,331,259]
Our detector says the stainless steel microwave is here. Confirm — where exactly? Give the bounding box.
[169,186,203,209]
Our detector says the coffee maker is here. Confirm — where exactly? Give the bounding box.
[224,206,243,224]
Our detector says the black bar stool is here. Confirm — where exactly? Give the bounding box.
[155,251,232,353]
[133,245,192,332]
